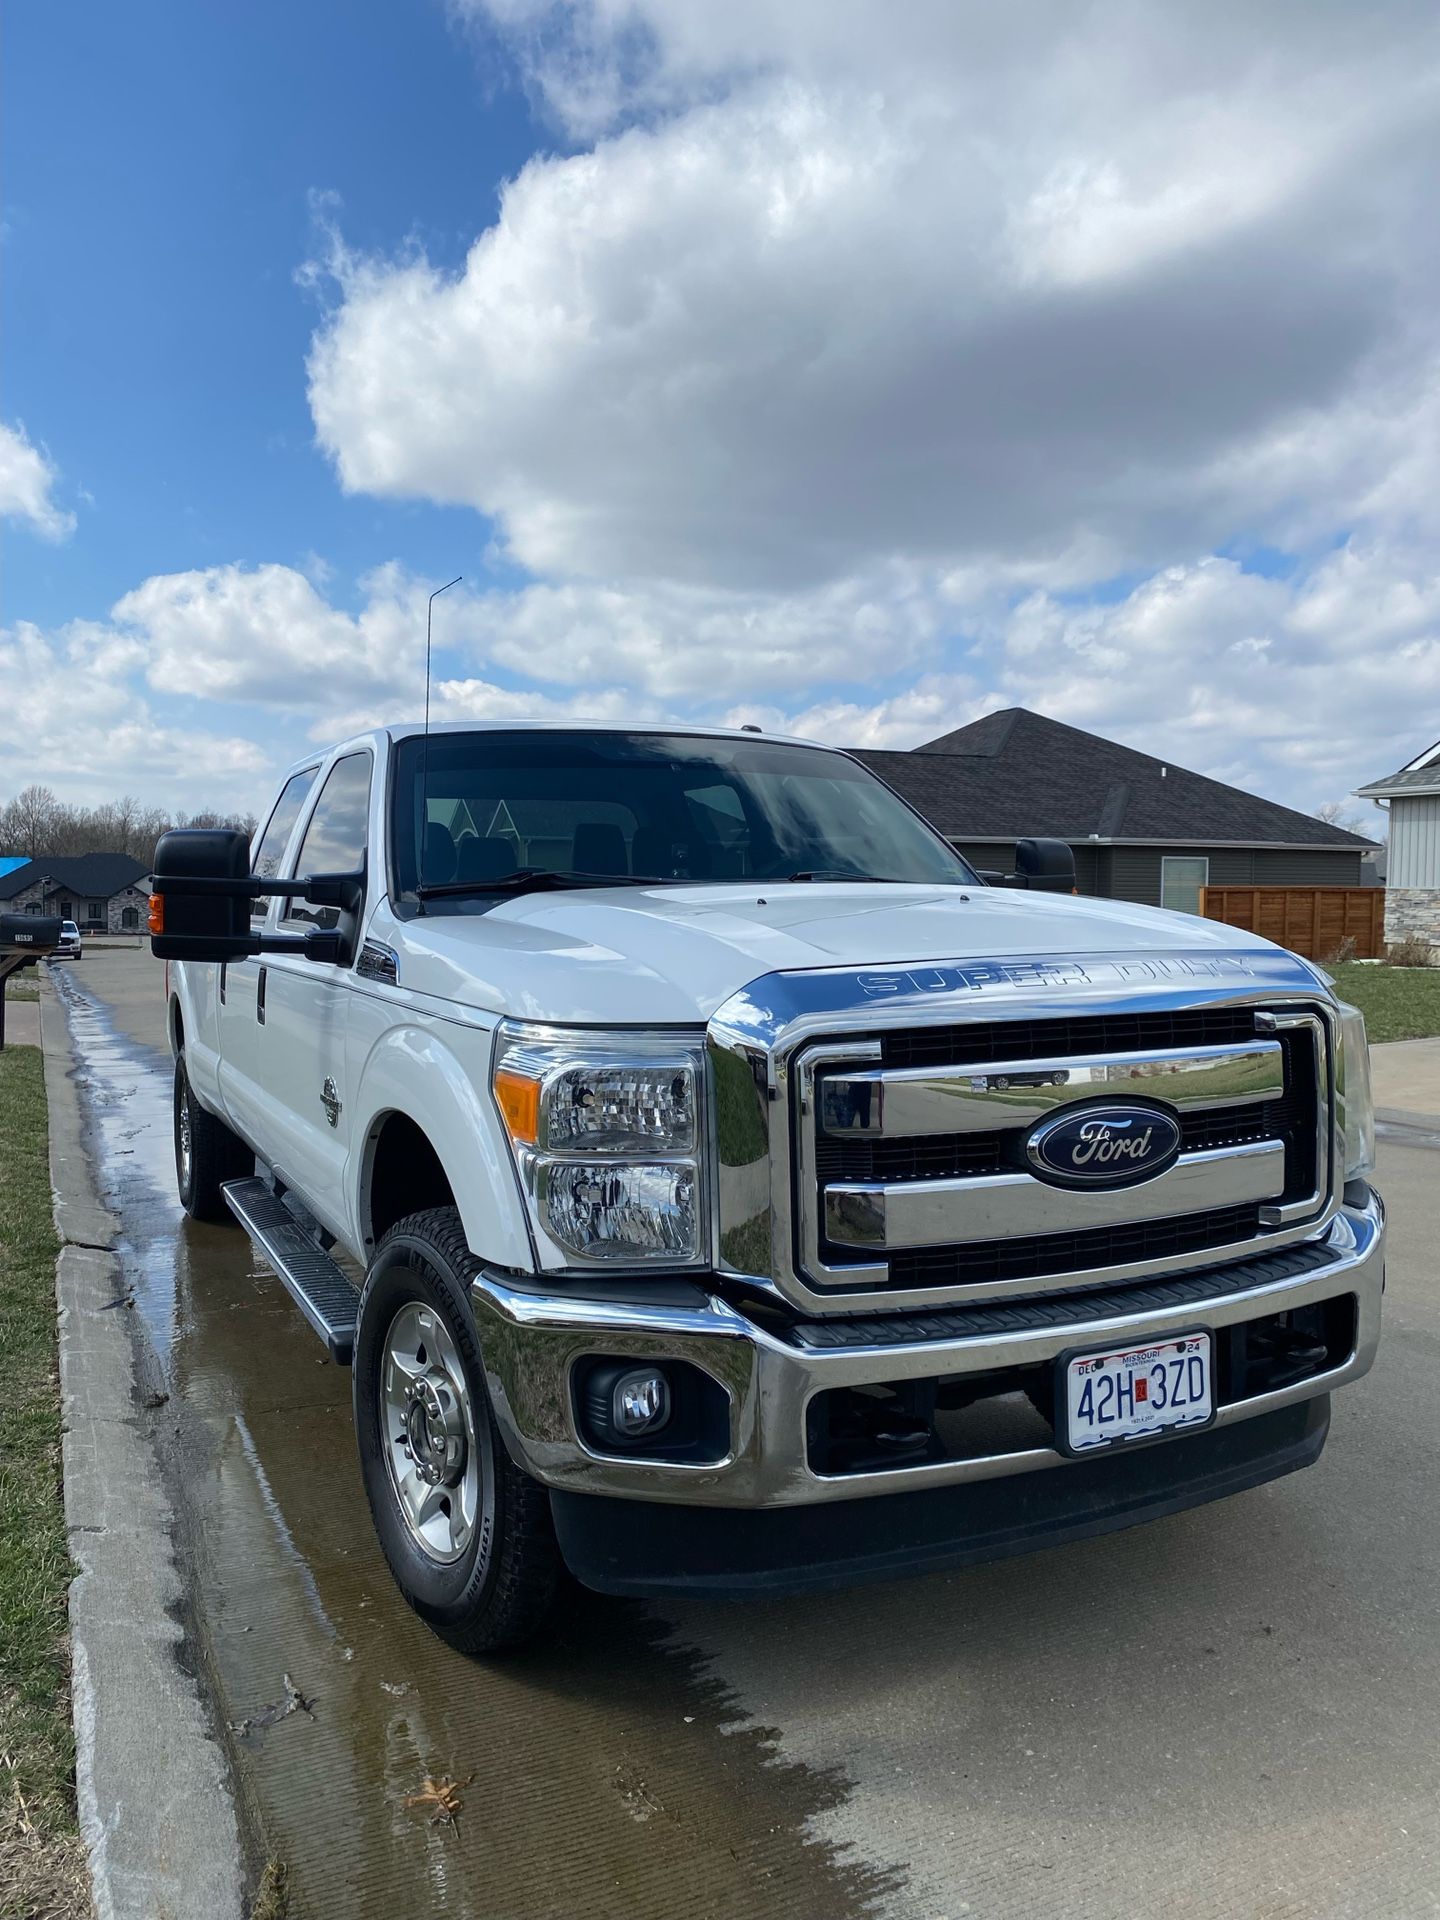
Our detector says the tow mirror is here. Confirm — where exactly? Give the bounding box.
[150,829,253,960]
[1015,838,1077,894]
[149,828,364,965]
[977,839,1077,893]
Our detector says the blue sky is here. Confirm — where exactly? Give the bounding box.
[4,0,530,623]
[3,1,1436,822]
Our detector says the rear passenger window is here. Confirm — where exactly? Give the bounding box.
[281,753,371,929]
[250,768,319,924]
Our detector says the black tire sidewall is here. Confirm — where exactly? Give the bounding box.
[353,1226,503,1624]
[174,1057,199,1213]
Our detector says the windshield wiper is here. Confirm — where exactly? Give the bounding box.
[415,868,664,901]
[784,869,892,883]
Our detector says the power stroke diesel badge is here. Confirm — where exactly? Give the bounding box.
[1025,1103,1183,1189]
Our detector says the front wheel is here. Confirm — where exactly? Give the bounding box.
[353,1207,563,1654]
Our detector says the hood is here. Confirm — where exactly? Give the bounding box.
[387,882,1286,1026]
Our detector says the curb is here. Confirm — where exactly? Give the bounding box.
[42,987,246,1920]
[1376,1104,1440,1134]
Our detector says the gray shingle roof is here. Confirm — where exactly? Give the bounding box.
[0,853,152,901]
[1355,766,1440,799]
[856,709,1377,848]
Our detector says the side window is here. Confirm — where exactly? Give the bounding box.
[281,754,371,930]
[251,767,319,925]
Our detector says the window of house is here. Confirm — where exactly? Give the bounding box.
[87,901,104,922]
[1161,856,1209,916]
[280,753,371,929]
[121,906,139,930]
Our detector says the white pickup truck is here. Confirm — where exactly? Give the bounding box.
[151,722,1384,1652]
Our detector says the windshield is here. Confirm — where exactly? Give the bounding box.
[390,730,975,908]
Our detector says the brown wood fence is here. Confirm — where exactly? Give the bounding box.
[1199,885,1386,960]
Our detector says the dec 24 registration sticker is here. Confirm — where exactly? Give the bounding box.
[1062,1333,1213,1452]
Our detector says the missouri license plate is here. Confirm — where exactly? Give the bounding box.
[1058,1332,1213,1454]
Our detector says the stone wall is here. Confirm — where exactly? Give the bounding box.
[6,880,151,934]
[1384,887,1440,950]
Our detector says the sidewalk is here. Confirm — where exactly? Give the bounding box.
[1370,1037,1440,1133]
[41,986,246,1920]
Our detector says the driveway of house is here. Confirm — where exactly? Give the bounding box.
[50,947,1440,1920]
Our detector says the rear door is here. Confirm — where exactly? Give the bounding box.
[252,751,373,1233]
[218,765,318,1148]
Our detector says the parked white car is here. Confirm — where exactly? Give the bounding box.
[151,722,1383,1653]
[52,919,82,960]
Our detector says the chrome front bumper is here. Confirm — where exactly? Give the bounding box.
[470,1187,1383,1510]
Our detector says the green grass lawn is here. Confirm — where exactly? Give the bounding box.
[1329,962,1440,1044]
[0,1046,86,1917]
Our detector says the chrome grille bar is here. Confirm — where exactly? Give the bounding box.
[824,1140,1286,1250]
[819,1040,1284,1138]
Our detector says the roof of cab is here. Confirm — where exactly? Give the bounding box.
[280,718,827,783]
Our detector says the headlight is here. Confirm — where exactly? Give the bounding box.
[493,1024,706,1268]
[1337,1001,1376,1181]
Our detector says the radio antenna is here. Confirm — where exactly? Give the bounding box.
[417,575,462,908]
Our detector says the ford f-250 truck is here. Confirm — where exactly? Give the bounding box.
[150,723,1383,1652]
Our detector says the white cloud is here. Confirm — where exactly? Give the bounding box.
[110,561,429,709]
[747,542,1437,809]
[312,2,1439,599]
[0,618,270,811]
[0,420,75,541]
[12,6,1440,822]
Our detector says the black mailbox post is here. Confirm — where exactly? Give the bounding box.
[0,914,63,1051]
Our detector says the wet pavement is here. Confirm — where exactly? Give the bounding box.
[49,947,1440,1919]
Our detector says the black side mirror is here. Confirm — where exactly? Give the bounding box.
[1014,838,1076,894]
[150,829,364,965]
[150,829,253,960]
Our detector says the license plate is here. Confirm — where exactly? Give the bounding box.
[1058,1332,1213,1454]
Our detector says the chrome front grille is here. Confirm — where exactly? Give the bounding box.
[707,947,1343,1319]
[795,1007,1331,1304]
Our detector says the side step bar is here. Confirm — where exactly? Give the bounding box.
[223,1176,359,1363]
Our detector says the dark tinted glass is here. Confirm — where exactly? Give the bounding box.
[283,753,371,928]
[251,767,318,923]
[391,731,973,904]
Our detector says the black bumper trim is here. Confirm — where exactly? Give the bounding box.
[782,1239,1340,1351]
[552,1396,1330,1599]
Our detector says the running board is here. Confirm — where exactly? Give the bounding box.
[223,1177,359,1364]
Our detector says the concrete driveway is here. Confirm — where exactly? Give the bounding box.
[50,947,1440,1919]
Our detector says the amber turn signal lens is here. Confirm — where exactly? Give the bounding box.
[494,1068,541,1145]
[147,894,165,935]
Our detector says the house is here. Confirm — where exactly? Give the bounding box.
[1356,735,1440,950]
[857,708,1376,912]
[0,853,153,933]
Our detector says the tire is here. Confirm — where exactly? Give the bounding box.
[353,1207,563,1655]
[174,1054,252,1222]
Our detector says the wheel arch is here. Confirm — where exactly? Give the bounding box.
[350,1024,532,1271]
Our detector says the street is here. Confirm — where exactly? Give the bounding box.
[50,946,1440,1920]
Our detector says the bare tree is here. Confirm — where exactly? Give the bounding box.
[1314,800,1370,839]
[0,788,257,862]
[0,784,62,858]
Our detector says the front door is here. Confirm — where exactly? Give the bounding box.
[250,750,372,1237]
[219,764,319,1152]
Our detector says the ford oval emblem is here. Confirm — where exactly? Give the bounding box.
[1026,1102,1182,1189]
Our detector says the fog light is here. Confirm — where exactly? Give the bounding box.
[612,1367,670,1437]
